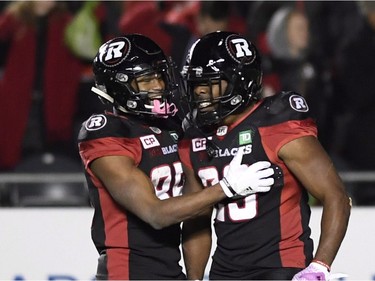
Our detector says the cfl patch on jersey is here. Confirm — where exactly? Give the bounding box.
[216,126,228,136]
[289,94,309,112]
[85,114,107,131]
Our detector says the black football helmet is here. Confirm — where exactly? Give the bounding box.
[92,34,178,118]
[181,31,262,127]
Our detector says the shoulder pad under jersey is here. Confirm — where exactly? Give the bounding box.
[257,91,312,123]
[77,113,130,142]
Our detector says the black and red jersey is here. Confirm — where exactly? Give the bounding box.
[78,112,185,280]
[179,92,317,278]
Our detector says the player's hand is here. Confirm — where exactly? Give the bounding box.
[219,147,274,197]
[292,261,330,281]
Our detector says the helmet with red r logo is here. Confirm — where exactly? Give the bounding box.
[92,34,178,118]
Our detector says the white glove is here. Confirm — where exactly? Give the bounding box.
[219,147,275,197]
[292,261,330,281]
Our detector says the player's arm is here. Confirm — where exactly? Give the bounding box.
[91,148,275,230]
[90,155,225,229]
[181,164,212,280]
[279,135,351,267]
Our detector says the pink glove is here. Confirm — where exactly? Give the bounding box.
[292,261,330,281]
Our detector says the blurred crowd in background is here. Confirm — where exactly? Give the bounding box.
[0,0,374,206]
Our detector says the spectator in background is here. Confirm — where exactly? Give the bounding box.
[119,1,248,71]
[118,1,191,71]
[168,1,247,68]
[264,6,311,96]
[246,1,295,56]
[0,1,83,171]
[246,1,361,61]
[165,1,247,38]
[247,2,363,150]
[66,1,124,133]
[332,1,375,205]
[264,6,332,149]
[192,1,234,38]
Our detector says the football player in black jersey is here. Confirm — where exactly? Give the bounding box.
[179,31,351,280]
[77,34,276,280]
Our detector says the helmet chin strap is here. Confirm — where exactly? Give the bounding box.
[91,86,129,113]
[91,86,114,103]
[151,99,178,118]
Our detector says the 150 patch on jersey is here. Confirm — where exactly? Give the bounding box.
[289,94,309,112]
[140,135,160,149]
[85,114,107,131]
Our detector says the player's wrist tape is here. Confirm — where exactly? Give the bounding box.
[219,177,236,197]
[312,259,331,272]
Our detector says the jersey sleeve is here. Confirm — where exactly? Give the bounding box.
[259,119,317,156]
[79,137,141,169]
